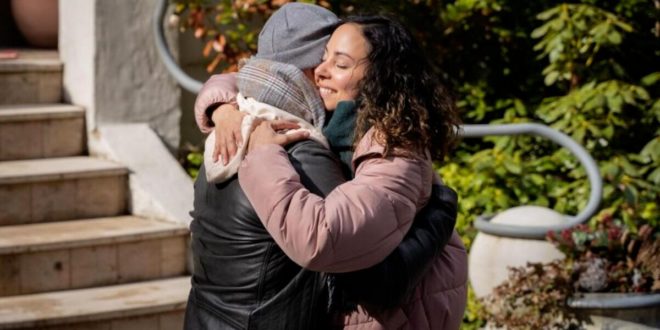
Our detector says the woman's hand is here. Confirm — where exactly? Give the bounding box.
[211,103,246,165]
[247,120,310,153]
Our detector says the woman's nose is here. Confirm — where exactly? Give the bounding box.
[314,60,329,80]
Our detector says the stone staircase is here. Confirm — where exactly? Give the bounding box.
[0,50,190,329]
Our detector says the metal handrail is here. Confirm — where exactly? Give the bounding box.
[154,0,603,240]
[154,0,203,93]
[568,292,660,309]
[462,124,602,239]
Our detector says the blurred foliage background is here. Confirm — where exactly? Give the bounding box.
[173,0,659,327]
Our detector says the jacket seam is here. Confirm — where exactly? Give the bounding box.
[418,279,468,298]
[255,242,274,305]
[192,288,245,329]
[246,242,275,330]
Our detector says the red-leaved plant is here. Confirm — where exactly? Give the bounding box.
[483,214,659,328]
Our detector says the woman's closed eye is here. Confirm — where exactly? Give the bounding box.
[320,56,350,69]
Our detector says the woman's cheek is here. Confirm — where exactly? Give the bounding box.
[346,82,360,99]
[321,95,336,111]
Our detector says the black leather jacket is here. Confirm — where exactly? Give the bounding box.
[186,140,345,330]
[184,139,457,329]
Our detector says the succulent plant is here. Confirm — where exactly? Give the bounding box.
[575,257,608,292]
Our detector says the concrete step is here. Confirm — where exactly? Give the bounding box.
[0,216,189,296]
[0,104,85,161]
[0,277,190,330]
[0,157,129,225]
[0,50,62,105]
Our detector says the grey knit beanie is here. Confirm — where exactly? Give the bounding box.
[256,3,339,70]
[237,58,326,128]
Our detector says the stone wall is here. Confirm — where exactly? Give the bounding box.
[60,0,181,150]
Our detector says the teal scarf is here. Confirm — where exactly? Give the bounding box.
[322,100,357,178]
[323,101,356,313]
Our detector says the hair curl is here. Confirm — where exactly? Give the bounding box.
[342,16,461,160]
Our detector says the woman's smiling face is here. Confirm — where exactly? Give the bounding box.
[314,23,370,111]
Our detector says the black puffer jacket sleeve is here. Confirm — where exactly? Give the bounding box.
[332,185,459,314]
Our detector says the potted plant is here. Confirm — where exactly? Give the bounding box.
[11,0,58,48]
[482,214,659,328]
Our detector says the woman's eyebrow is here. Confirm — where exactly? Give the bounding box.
[333,51,355,61]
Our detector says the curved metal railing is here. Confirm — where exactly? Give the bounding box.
[153,0,203,93]
[462,124,602,239]
[568,293,660,309]
[154,0,603,240]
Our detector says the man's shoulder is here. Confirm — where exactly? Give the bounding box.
[285,139,333,156]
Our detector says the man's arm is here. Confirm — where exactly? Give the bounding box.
[334,185,458,313]
[194,73,238,133]
[194,73,248,164]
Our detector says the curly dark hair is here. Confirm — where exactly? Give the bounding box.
[342,16,461,160]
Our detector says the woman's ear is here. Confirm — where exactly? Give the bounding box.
[237,58,249,70]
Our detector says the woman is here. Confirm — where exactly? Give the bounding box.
[186,4,460,329]
[239,16,468,329]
